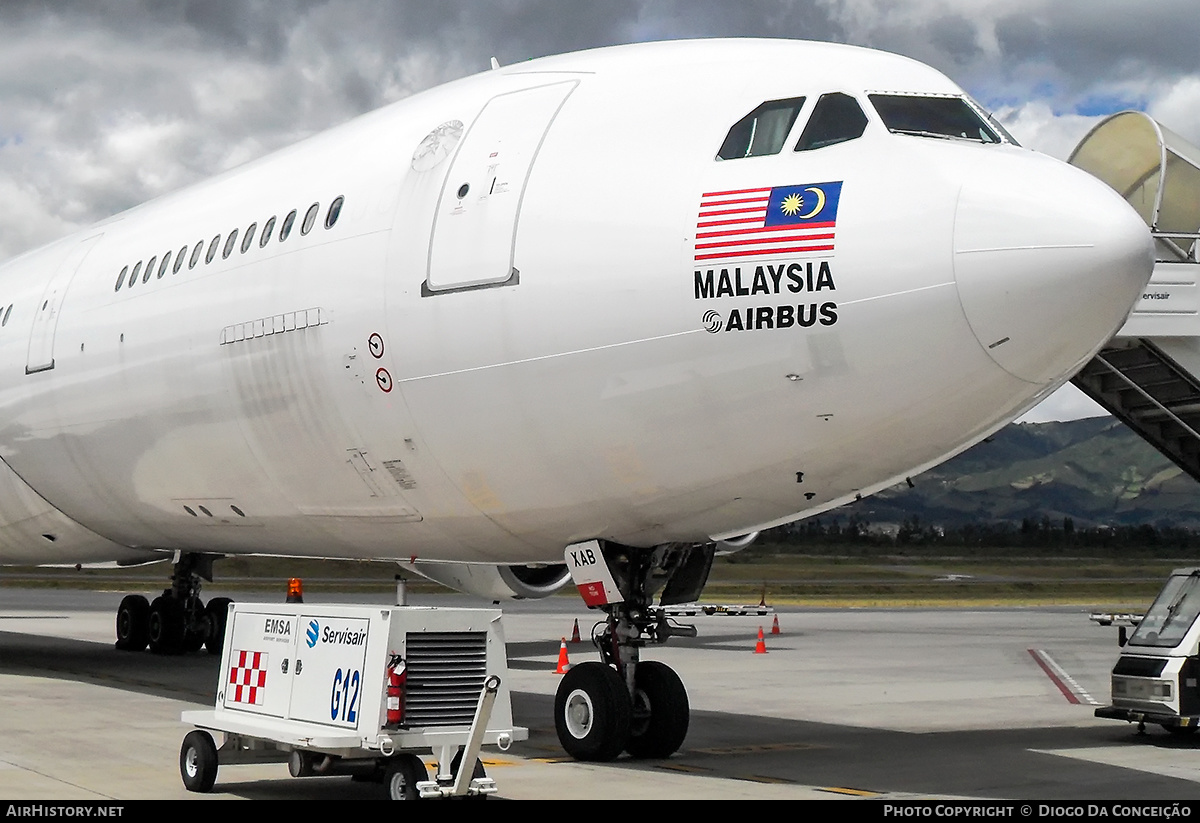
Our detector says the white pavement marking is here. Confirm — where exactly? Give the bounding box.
[1032,648,1101,705]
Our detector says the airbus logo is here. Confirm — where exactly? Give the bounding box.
[306,619,319,648]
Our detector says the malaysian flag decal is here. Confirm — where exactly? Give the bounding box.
[695,181,842,263]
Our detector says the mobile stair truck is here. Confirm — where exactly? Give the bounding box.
[1096,568,1200,737]
[178,602,527,798]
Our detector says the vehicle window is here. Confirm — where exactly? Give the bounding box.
[189,240,204,269]
[261,216,276,247]
[717,97,806,160]
[795,92,868,151]
[241,223,257,253]
[325,196,344,229]
[158,253,171,278]
[115,266,128,292]
[2,304,10,326]
[206,235,220,264]
[1128,572,1200,648]
[129,261,142,288]
[222,229,239,259]
[301,202,320,235]
[174,245,187,273]
[143,256,156,283]
[868,93,1002,143]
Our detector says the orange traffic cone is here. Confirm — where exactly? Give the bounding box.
[570,619,581,643]
[754,626,768,654]
[771,614,780,635]
[555,638,572,673]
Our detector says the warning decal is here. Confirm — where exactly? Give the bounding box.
[229,649,269,705]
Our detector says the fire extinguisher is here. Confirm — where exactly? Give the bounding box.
[386,653,406,726]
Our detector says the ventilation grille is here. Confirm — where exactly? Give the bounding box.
[404,631,487,727]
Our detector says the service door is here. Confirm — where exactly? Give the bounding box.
[25,233,102,374]
[220,609,299,719]
[425,81,577,293]
[288,613,372,729]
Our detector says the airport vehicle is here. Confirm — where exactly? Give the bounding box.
[1096,568,1200,735]
[178,601,524,798]
[0,39,1155,762]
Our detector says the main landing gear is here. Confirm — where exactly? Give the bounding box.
[554,541,712,762]
[115,552,230,655]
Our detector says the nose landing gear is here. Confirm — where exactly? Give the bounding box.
[554,540,710,761]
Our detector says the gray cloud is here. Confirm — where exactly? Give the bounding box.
[0,0,1197,263]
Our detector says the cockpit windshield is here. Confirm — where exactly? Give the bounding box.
[1127,571,1200,648]
[868,94,1005,144]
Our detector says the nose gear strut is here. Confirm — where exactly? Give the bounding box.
[555,539,712,761]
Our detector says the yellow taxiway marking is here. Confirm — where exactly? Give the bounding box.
[655,763,710,774]
[737,774,796,785]
[820,786,880,797]
[691,742,825,755]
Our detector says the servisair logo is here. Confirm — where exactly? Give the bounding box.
[693,181,841,334]
[305,618,367,647]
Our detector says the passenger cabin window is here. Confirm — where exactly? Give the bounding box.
[223,229,239,259]
[301,203,319,235]
[189,241,203,269]
[326,196,343,229]
[157,253,171,278]
[717,97,806,160]
[868,94,1002,143]
[261,216,276,247]
[241,223,257,253]
[795,92,868,151]
[280,210,296,242]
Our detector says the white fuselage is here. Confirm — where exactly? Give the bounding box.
[0,40,1154,567]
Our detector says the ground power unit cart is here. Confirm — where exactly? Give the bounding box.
[179,602,527,798]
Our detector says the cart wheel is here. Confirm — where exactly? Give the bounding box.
[447,747,488,800]
[1164,724,1198,737]
[180,730,218,793]
[288,749,315,777]
[383,754,426,800]
[115,595,149,651]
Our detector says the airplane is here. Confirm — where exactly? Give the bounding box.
[0,38,1154,763]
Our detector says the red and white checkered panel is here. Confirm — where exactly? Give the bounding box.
[229,649,269,705]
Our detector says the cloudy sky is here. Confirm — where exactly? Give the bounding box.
[1,0,1195,421]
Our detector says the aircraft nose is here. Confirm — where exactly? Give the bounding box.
[954,154,1155,384]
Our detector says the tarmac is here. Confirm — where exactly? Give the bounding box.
[1,587,1198,801]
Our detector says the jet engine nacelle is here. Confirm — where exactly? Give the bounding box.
[398,560,573,600]
[715,531,759,556]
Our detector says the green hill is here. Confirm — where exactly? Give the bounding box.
[823,416,1200,530]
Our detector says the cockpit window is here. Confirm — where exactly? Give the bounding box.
[869,94,1003,143]
[717,97,806,160]
[794,92,868,151]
